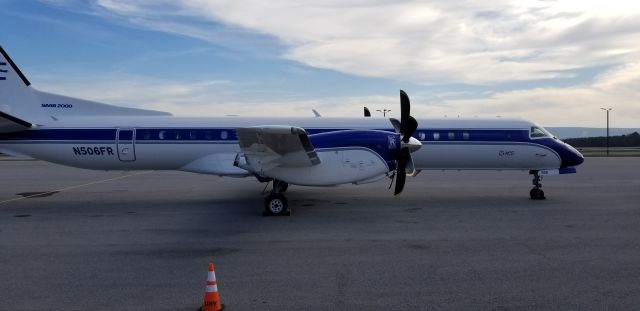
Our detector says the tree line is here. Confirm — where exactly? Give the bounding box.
[564,132,640,147]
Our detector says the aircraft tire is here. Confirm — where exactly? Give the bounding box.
[265,193,289,216]
[530,188,545,200]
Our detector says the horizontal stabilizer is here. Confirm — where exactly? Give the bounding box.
[0,111,31,133]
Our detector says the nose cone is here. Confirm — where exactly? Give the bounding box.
[561,143,584,167]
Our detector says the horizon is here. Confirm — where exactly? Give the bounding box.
[1,1,639,127]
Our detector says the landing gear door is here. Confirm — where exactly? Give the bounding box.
[117,129,136,161]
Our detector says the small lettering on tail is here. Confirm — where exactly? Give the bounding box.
[41,103,73,109]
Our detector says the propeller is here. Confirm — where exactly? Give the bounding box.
[390,90,422,195]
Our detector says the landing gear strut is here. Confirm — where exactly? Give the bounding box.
[529,170,545,200]
[264,180,290,216]
[273,180,288,193]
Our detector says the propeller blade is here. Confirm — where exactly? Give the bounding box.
[394,148,410,195]
[402,116,418,143]
[400,90,410,120]
[405,153,416,176]
[388,172,395,189]
[364,107,371,117]
[389,118,401,133]
[394,164,406,195]
[400,90,410,134]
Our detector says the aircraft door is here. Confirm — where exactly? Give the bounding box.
[116,129,136,161]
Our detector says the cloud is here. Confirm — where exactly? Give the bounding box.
[60,0,640,85]
[439,62,640,127]
[33,73,230,108]
[33,71,396,118]
[34,0,640,126]
[31,62,639,127]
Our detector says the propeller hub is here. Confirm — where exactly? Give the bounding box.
[401,136,422,153]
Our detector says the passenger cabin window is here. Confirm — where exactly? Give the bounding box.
[205,131,213,140]
[448,132,455,140]
[143,130,151,140]
[159,130,166,140]
[190,130,198,140]
[530,126,549,138]
[463,132,469,141]
[221,130,228,140]
[419,132,426,141]
[433,132,440,140]
[175,131,182,140]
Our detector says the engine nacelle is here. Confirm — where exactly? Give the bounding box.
[263,130,400,186]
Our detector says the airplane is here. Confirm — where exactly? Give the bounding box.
[0,46,584,216]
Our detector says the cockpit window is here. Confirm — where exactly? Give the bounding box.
[530,126,551,138]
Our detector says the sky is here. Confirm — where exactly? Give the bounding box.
[1,0,639,127]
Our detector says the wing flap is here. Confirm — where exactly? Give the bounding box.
[236,126,320,172]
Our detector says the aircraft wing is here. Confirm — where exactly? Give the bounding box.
[236,126,320,173]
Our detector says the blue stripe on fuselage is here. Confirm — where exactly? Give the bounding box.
[0,128,117,141]
[0,128,531,143]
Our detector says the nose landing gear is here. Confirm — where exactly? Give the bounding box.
[529,170,545,200]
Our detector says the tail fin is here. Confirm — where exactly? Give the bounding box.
[0,45,171,122]
[0,46,30,86]
[0,46,41,124]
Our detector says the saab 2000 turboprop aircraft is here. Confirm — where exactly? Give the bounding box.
[0,46,584,215]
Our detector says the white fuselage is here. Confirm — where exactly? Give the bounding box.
[0,116,566,180]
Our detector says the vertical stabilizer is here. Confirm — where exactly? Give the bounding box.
[0,46,40,122]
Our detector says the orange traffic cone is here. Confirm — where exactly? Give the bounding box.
[201,262,224,311]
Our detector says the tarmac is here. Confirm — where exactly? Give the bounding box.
[0,157,639,310]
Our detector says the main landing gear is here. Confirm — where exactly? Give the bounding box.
[529,170,545,200]
[264,180,290,216]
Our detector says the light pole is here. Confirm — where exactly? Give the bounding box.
[376,109,391,117]
[600,107,612,156]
